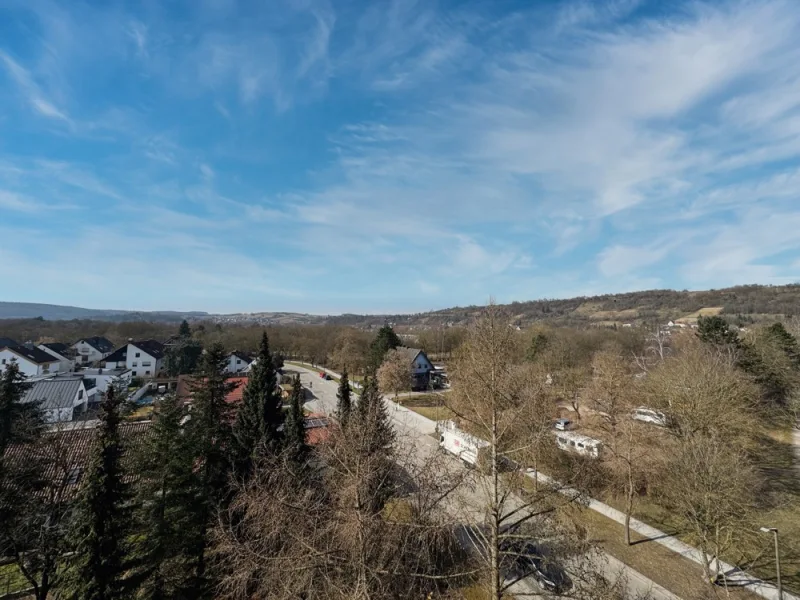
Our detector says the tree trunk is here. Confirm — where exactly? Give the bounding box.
[624,466,634,546]
[490,405,501,600]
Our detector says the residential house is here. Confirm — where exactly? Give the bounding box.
[37,342,75,372]
[22,376,89,423]
[397,347,436,390]
[71,337,114,365]
[225,351,253,374]
[0,344,61,377]
[1,421,151,500]
[176,374,248,406]
[103,345,128,370]
[125,340,166,378]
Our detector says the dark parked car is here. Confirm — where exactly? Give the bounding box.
[500,540,573,594]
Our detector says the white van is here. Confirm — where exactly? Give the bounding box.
[632,407,668,427]
[554,431,602,459]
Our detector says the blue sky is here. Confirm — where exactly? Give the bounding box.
[1,0,799,314]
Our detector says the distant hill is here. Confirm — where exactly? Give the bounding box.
[0,302,209,323]
[3,284,799,328]
[326,284,800,329]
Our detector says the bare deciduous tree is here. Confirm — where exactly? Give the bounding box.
[377,349,413,399]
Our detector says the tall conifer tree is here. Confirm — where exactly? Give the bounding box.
[284,375,308,464]
[63,387,131,600]
[232,332,282,473]
[336,368,352,425]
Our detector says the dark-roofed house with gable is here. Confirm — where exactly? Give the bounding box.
[22,376,89,423]
[125,340,166,378]
[71,336,115,365]
[225,350,253,374]
[0,337,20,349]
[396,347,436,391]
[0,344,61,377]
[37,342,75,373]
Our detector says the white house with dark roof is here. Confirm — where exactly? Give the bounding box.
[125,340,166,378]
[0,344,61,377]
[71,337,114,365]
[225,351,253,374]
[22,377,88,423]
[37,342,74,373]
[396,347,435,390]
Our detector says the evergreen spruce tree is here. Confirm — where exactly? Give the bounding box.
[697,316,740,347]
[356,373,377,425]
[336,368,352,425]
[766,322,800,367]
[131,394,202,599]
[232,332,283,473]
[179,319,192,338]
[284,375,308,464]
[63,387,131,600]
[0,362,39,454]
[368,324,402,370]
[187,343,237,595]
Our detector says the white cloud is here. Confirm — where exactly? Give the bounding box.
[0,51,71,123]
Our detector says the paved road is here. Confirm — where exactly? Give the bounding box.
[292,365,678,600]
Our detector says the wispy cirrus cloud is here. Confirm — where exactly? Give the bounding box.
[2,0,800,312]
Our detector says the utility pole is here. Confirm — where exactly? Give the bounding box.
[760,527,782,600]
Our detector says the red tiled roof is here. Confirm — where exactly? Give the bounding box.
[177,374,248,405]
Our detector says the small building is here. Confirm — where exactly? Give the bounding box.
[305,413,330,445]
[226,351,253,374]
[22,377,89,423]
[0,344,61,377]
[71,337,114,365]
[37,342,75,372]
[397,347,436,390]
[553,430,602,459]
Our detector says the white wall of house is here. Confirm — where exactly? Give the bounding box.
[411,352,434,375]
[37,345,74,373]
[126,345,163,378]
[0,348,58,377]
[226,354,249,374]
[71,341,109,364]
[41,382,87,424]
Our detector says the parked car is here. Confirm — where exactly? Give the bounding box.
[554,418,571,431]
[632,407,668,427]
[499,539,573,594]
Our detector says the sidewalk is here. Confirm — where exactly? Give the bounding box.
[403,405,797,600]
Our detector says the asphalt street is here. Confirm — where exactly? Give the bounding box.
[292,365,679,600]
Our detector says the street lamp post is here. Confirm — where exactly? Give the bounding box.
[760,527,782,600]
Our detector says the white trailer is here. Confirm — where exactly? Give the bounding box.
[553,430,603,459]
[436,420,490,467]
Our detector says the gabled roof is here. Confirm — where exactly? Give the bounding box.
[230,350,253,363]
[74,336,114,353]
[397,347,432,364]
[104,346,128,364]
[42,342,70,354]
[1,421,152,499]
[0,337,20,349]
[129,339,165,359]
[22,378,84,410]
[2,344,58,365]
[176,375,248,405]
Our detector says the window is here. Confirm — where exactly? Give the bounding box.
[135,352,140,358]
[65,467,82,486]
[236,359,242,364]
[142,361,151,367]
[132,362,138,367]
[78,390,83,400]
[145,370,150,375]
[1,359,5,365]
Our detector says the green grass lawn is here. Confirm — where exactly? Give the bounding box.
[0,561,30,596]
